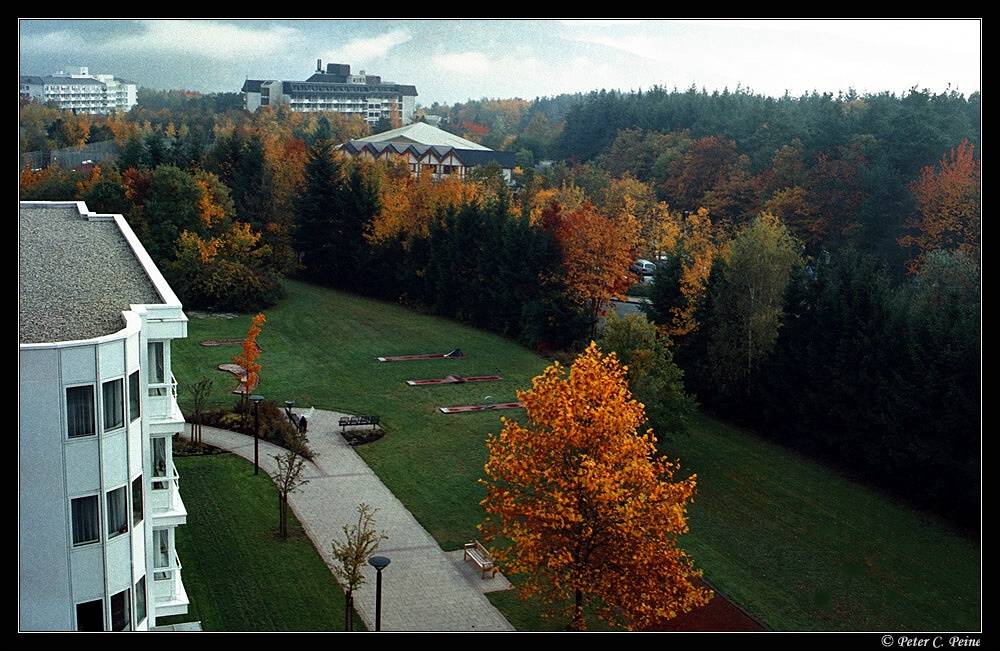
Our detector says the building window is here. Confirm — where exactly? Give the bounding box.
[153,529,170,579]
[71,495,100,546]
[67,385,96,438]
[102,378,124,431]
[128,371,140,422]
[110,588,130,631]
[135,576,147,625]
[151,438,167,487]
[106,486,128,538]
[132,475,144,526]
[76,599,104,631]
[148,341,165,396]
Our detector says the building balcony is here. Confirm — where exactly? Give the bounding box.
[151,463,187,526]
[152,551,189,620]
[148,373,184,433]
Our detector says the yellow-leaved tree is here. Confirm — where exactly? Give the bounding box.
[480,342,712,630]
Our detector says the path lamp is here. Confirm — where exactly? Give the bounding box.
[250,394,264,475]
[368,555,391,631]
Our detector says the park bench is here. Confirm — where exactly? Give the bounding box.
[338,415,380,433]
[463,540,499,579]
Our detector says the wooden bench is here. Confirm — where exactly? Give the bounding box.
[463,540,499,579]
[338,415,380,433]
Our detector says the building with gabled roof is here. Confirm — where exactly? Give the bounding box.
[338,122,517,184]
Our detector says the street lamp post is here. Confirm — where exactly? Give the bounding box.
[368,555,391,631]
[250,394,264,475]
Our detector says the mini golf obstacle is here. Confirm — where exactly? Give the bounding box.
[439,401,523,414]
[201,338,261,352]
[377,348,465,363]
[407,374,502,386]
[217,363,258,395]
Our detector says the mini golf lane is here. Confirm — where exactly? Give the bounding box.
[407,374,502,386]
[377,352,466,362]
[439,402,523,414]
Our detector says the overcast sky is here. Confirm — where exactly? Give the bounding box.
[18,19,981,105]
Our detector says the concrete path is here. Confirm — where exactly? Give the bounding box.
[188,409,514,632]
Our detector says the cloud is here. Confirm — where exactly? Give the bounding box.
[321,28,412,65]
[106,20,299,60]
[566,34,672,62]
[430,51,492,76]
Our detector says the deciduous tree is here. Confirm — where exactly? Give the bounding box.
[899,139,981,273]
[331,503,388,631]
[480,342,712,630]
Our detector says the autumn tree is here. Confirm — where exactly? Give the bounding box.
[270,448,309,539]
[331,503,388,631]
[544,202,638,337]
[899,139,981,273]
[368,164,480,242]
[647,207,717,338]
[234,313,266,431]
[480,342,712,630]
[708,212,803,397]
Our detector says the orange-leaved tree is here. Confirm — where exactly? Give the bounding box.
[233,312,266,429]
[480,342,712,631]
[545,202,638,338]
[899,139,981,273]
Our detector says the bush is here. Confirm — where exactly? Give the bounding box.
[233,399,314,459]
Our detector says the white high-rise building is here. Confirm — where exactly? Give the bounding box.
[20,67,138,114]
[19,201,189,631]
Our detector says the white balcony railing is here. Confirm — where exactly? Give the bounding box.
[147,373,179,421]
[151,464,183,516]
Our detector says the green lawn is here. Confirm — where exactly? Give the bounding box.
[157,453,363,631]
[172,279,980,631]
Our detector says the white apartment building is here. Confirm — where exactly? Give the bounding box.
[241,60,417,126]
[20,67,138,114]
[19,201,189,631]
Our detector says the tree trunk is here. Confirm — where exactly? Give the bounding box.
[345,590,352,631]
[571,588,585,631]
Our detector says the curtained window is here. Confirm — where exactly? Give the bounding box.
[153,529,170,580]
[135,577,146,625]
[106,486,128,538]
[110,588,130,631]
[147,342,165,396]
[67,385,95,438]
[132,475,143,526]
[128,371,140,422]
[71,495,99,546]
[102,379,124,431]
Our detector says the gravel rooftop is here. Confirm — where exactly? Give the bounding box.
[19,204,163,344]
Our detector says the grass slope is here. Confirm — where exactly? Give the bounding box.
[158,453,362,631]
[172,279,980,631]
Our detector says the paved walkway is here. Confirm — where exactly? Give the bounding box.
[189,409,514,632]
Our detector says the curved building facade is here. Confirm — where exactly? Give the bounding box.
[19,201,189,631]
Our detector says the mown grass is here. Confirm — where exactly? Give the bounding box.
[157,453,363,631]
[172,279,980,631]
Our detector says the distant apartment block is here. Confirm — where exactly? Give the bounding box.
[241,60,417,125]
[19,201,189,631]
[338,122,518,183]
[20,67,138,114]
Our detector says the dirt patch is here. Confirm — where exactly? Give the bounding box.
[648,581,765,632]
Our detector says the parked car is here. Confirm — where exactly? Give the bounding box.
[630,259,657,276]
